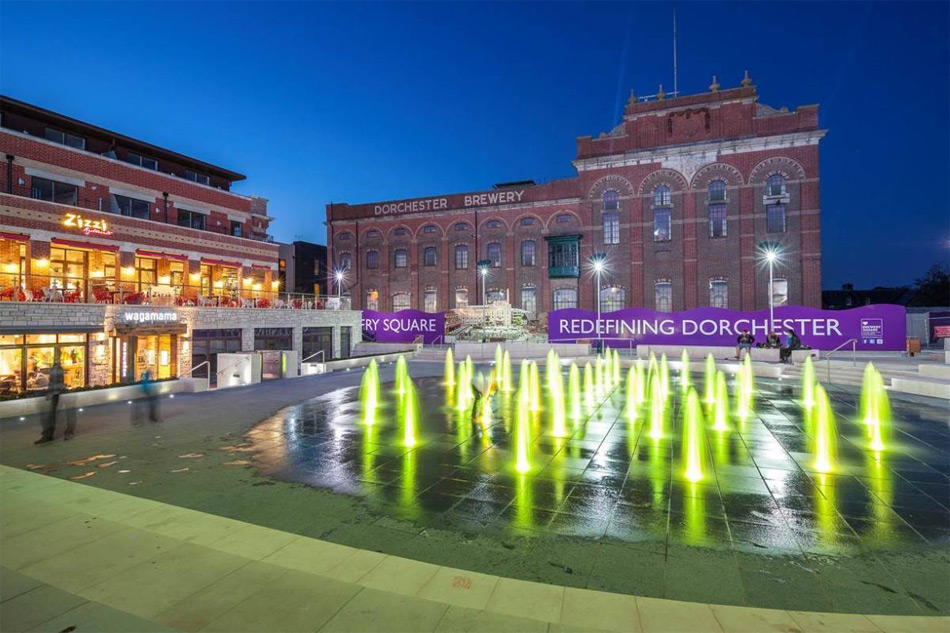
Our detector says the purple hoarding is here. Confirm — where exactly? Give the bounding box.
[548,305,907,351]
[362,310,445,344]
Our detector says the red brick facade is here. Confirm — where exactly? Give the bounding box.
[327,83,825,316]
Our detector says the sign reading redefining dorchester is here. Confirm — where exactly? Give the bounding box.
[373,189,525,216]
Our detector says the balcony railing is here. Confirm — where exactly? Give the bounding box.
[0,274,351,310]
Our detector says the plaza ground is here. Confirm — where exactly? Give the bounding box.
[1,365,948,632]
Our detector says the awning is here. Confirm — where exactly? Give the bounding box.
[201,257,240,268]
[0,325,104,335]
[0,231,30,242]
[52,238,119,252]
[251,264,274,270]
[136,249,189,261]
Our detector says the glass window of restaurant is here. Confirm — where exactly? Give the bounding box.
[0,333,88,395]
[50,247,87,296]
[135,257,158,293]
[191,329,242,383]
[254,328,292,351]
[303,327,332,363]
[340,326,352,359]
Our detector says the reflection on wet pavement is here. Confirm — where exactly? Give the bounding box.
[243,367,950,613]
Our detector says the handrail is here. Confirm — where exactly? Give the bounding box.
[824,338,857,381]
[180,361,210,378]
[216,356,249,380]
[301,350,325,364]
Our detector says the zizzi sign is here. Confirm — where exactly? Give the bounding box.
[374,189,525,216]
[122,311,179,324]
[63,212,113,237]
[362,309,445,344]
[548,305,907,351]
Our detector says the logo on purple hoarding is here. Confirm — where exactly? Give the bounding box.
[548,305,906,351]
[362,310,445,344]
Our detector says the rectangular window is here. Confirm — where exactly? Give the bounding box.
[135,256,158,292]
[487,243,501,267]
[184,170,211,186]
[114,194,151,220]
[455,288,469,307]
[653,208,671,242]
[177,210,207,231]
[394,249,408,268]
[392,293,411,311]
[521,286,537,314]
[708,204,727,238]
[31,176,77,206]
[547,241,579,277]
[424,288,437,312]
[521,240,536,267]
[654,281,672,312]
[455,245,469,269]
[230,221,243,237]
[603,211,620,245]
[771,278,789,307]
[366,290,379,311]
[767,204,787,233]
[44,127,85,150]
[125,152,158,170]
[367,250,380,269]
[423,247,436,267]
[709,279,728,308]
[553,288,578,310]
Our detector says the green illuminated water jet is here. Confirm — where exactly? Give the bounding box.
[612,348,622,386]
[529,361,541,412]
[495,344,504,374]
[801,355,815,409]
[736,354,754,420]
[444,347,455,388]
[649,372,664,439]
[812,383,837,473]
[680,349,691,393]
[583,362,595,411]
[860,364,890,452]
[625,365,639,422]
[659,354,670,401]
[394,355,408,396]
[515,386,531,473]
[502,350,513,392]
[712,370,729,432]
[550,359,567,437]
[359,359,380,426]
[456,358,472,412]
[682,388,706,482]
[403,376,418,447]
[635,360,646,405]
[568,362,582,421]
[702,354,716,404]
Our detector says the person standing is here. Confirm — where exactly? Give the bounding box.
[133,366,161,424]
[36,359,74,444]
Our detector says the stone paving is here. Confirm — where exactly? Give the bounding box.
[1,366,949,631]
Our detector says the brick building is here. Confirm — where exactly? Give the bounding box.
[0,96,357,395]
[326,76,826,320]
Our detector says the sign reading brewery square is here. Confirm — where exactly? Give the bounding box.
[549,305,906,351]
[362,310,445,344]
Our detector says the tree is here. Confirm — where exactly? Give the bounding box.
[910,263,950,307]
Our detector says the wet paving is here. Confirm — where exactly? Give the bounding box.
[242,365,950,614]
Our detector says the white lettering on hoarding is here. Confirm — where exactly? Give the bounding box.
[373,190,525,216]
[558,317,844,338]
[122,311,179,324]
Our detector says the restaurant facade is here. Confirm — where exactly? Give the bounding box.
[0,96,357,396]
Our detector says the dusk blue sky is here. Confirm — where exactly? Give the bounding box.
[1,1,947,289]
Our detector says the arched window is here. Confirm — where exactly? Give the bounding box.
[602,190,619,211]
[556,213,572,223]
[603,211,620,245]
[338,231,352,241]
[485,220,502,229]
[708,180,726,202]
[454,244,469,269]
[393,248,408,268]
[519,217,536,226]
[455,287,469,307]
[393,227,408,236]
[423,224,438,234]
[486,242,502,267]
[654,280,672,312]
[766,174,786,197]
[709,279,728,308]
[600,286,625,312]
[455,222,469,231]
[392,292,411,311]
[553,288,578,310]
[653,185,671,207]
[521,240,536,266]
[423,246,437,267]
[487,289,507,304]
[424,287,437,312]
[366,230,380,239]
[338,252,351,270]
[366,250,379,269]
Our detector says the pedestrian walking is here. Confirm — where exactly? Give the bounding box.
[35,359,75,444]
[132,367,162,424]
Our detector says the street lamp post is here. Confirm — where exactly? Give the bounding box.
[760,243,781,332]
[477,260,491,340]
[590,253,607,352]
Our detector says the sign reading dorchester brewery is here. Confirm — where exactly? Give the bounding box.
[362,310,445,344]
[548,305,906,351]
[373,190,525,216]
